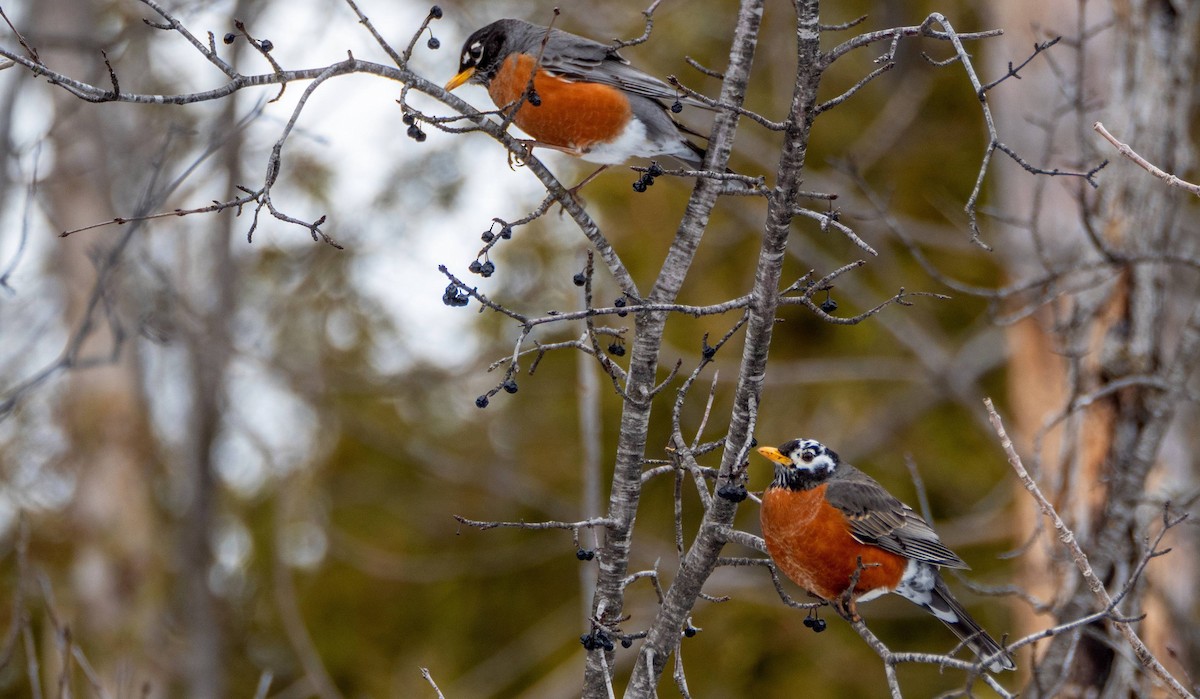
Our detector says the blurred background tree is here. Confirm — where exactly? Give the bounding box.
[0,0,1195,698]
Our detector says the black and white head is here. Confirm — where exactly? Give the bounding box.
[445,19,531,90]
[757,438,840,489]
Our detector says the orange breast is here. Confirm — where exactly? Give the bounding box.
[487,54,631,152]
[761,484,908,601]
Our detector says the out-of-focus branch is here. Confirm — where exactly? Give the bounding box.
[985,398,1195,699]
[1093,121,1200,196]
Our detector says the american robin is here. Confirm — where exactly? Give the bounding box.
[444,18,709,168]
[756,438,1017,673]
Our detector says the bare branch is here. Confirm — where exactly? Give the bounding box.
[1094,121,1200,196]
[985,398,1195,699]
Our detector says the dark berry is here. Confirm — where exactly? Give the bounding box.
[414,129,427,143]
[750,437,758,447]
[500,225,513,239]
[716,483,747,502]
[481,231,495,242]
[572,272,587,286]
[580,634,595,650]
[642,176,655,187]
[468,260,483,274]
[683,626,698,638]
[621,638,633,648]
[402,113,415,126]
[259,39,273,52]
[479,261,495,278]
[406,124,423,140]
[647,162,664,178]
[613,298,626,307]
[475,395,489,408]
[601,637,615,652]
[702,345,716,360]
[803,616,815,629]
[671,100,683,113]
[632,180,647,193]
[575,548,592,560]
[820,298,838,313]
[442,284,467,307]
[427,36,440,50]
[429,5,443,19]
[223,32,237,45]
[527,89,542,106]
[502,379,518,394]
[607,342,625,357]
[812,618,827,633]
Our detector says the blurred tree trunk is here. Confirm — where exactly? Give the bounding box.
[33,0,164,694]
[174,57,240,699]
[989,1,1200,696]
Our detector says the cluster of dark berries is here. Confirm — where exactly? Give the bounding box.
[803,615,828,633]
[716,483,748,502]
[424,7,442,48]
[575,548,595,561]
[632,162,665,193]
[613,298,627,317]
[401,113,427,142]
[221,32,271,51]
[607,342,625,357]
[580,630,615,652]
[468,258,495,278]
[442,283,469,307]
[481,225,512,243]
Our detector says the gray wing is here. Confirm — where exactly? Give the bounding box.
[516,22,707,106]
[824,467,969,569]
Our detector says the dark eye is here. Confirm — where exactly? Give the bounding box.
[800,453,814,463]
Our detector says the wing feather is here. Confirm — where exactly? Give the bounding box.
[824,467,969,569]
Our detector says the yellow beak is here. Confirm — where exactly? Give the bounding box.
[756,446,793,466]
[445,67,475,92]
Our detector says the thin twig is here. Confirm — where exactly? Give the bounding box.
[1093,121,1200,196]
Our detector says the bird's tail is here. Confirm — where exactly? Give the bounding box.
[926,576,1016,673]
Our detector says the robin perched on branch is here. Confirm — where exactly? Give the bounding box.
[445,18,713,169]
[757,438,1016,673]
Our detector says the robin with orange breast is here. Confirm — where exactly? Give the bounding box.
[756,438,1017,673]
[444,18,711,169]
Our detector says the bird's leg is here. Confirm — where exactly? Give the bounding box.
[512,139,587,160]
[831,590,860,622]
[568,165,609,197]
[833,556,878,622]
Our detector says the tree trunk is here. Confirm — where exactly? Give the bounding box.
[988,1,1200,695]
